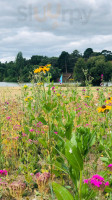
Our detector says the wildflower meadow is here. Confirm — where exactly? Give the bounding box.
[0,65,112,200]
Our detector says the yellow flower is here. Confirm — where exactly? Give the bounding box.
[46,64,51,67]
[45,67,50,72]
[25,98,28,101]
[34,68,39,73]
[69,78,74,81]
[37,82,43,86]
[84,96,90,98]
[97,105,111,113]
[108,97,112,101]
[25,97,33,101]
[41,169,48,173]
[105,193,109,197]
[24,85,28,89]
[105,100,112,104]
[34,64,51,74]
[57,93,61,97]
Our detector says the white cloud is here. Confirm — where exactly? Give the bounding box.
[0,0,112,62]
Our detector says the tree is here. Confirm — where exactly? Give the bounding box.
[50,66,61,82]
[0,62,6,81]
[15,52,24,81]
[49,57,58,68]
[83,48,93,59]
[88,55,109,85]
[69,50,81,72]
[101,50,112,61]
[58,51,70,73]
[30,55,43,65]
[74,58,86,84]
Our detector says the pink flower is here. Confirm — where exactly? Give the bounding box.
[84,174,109,191]
[52,87,55,90]
[105,182,109,186]
[84,179,89,184]
[92,174,104,181]
[54,132,58,134]
[107,164,112,167]
[28,139,32,142]
[6,116,10,120]
[0,170,7,176]
[22,133,27,137]
[107,164,112,171]
[29,129,34,132]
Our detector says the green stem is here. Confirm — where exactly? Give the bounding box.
[79,170,83,200]
[47,114,53,180]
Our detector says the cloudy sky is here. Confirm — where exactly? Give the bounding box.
[0,0,112,62]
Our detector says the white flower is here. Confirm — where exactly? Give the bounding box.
[69,148,72,154]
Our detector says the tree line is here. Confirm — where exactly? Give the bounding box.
[0,48,112,85]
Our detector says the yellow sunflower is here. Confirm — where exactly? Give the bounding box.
[97,105,111,113]
[34,64,50,74]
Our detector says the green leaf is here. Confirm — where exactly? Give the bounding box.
[38,138,47,148]
[65,121,73,140]
[100,157,109,163]
[105,187,112,193]
[65,140,83,171]
[52,182,74,200]
[38,116,47,125]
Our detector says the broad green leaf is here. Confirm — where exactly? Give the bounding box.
[52,182,74,200]
[65,140,83,171]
